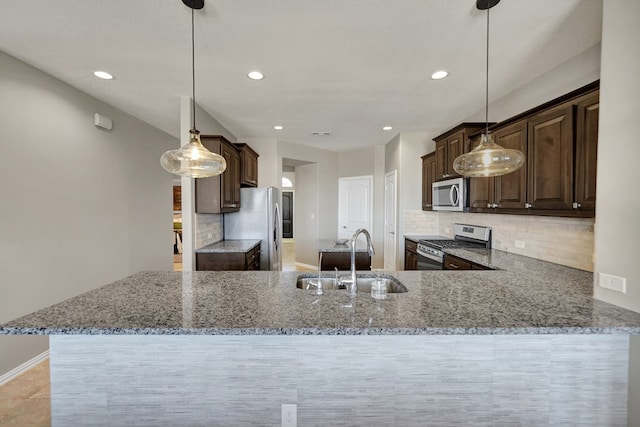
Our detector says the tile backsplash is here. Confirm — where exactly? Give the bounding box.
[404,211,594,271]
[195,214,223,249]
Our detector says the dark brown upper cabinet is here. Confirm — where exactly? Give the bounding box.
[574,93,599,211]
[526,104,575,211]
[220,141,241,210]
[195,135,241,214]
[465,81,599,218]
[234,143,259,187]
[421,152,437,210]
[469,119,528,211]
[433,123,487,181]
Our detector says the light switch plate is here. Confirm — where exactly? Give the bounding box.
[282,404,297,427]
[598,273,627,294]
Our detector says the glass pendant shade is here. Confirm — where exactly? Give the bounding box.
[453,132,524,177]
[160,130,227,178]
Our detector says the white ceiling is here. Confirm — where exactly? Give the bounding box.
[0,0,602,151]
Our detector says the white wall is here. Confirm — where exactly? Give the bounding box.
[594,0,640,313]
[385,132,434,269]
[0,50,176,375]
[463,44,602,125]
[278,142,339,242]
[294,163,319,266]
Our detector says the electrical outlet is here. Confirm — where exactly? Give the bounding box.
[598,273,627,294]
[515,240,525,249]
[207,233,213,239]
[282,404,297,427]
[445,227,451,234]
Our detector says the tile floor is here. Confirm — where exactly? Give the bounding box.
[283,239,315,272]
[0,359,50,426]
[0,241,309,426]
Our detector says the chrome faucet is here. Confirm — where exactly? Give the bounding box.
[343,228,375,294]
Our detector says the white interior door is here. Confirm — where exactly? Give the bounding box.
[384,170,397,271]
[338,176,373,241]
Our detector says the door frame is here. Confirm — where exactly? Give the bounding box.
[384,170,397,271]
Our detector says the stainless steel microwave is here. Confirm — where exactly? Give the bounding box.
[432,177,467,211]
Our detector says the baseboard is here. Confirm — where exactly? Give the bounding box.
[0,350,49,387]
[295,262,317,271]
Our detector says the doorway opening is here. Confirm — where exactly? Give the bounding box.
[282,191,294,239]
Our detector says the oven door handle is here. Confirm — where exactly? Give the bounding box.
[417,248,443,262]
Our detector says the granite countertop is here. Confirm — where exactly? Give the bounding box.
[317,239,370,252]
[2,248,640,336]
[195,239,261,253]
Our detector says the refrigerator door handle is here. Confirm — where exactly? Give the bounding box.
[273,203,280,253]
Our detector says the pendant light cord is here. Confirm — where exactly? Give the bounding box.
[191,1,196,131]
[485,6,490,135]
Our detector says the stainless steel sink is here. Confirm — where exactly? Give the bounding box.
[296,275,408,293]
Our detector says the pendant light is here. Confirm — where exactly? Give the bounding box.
[161,0,227,178]
[452,0,524,178]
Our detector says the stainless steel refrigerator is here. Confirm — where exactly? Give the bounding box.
[223,187,282,271]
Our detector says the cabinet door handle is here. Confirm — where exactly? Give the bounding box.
[492,203,498,208]
[525,203,532,209]
[572,202,582,209]
[448,263,459,269]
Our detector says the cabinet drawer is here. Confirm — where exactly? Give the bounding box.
[443,254,472,270]
[245,245,261,270]
[405,239,417,253]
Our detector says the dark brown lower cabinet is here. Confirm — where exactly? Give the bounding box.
[196,245,260,271]
[320,252,371,271]
[405,239,418,270]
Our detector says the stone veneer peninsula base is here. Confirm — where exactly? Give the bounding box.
[50,334,629,426]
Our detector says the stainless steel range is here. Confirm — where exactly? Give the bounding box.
[415,224,491,270]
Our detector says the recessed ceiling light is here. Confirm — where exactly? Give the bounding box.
[382,126,393,131]
[273,125,284,130]
[247,71,264,80]
[93,71,114,80]
[431,70,448,80]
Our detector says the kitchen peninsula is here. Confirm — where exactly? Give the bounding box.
[2,250,640,426]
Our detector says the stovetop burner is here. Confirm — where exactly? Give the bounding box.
[417,224,492,252]
[418,239,485,250]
